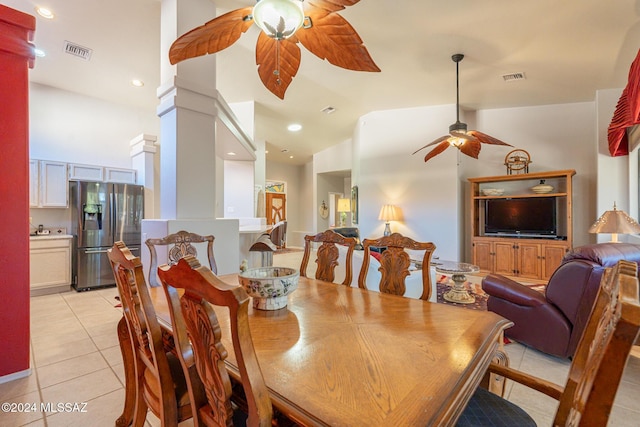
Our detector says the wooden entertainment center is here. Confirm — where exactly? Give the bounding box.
[469,170,575,281]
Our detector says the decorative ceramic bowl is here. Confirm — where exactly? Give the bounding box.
[531,180,554,194]
[482,188,505,196]
[238,267,299,310]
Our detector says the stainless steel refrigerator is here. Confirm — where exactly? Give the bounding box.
[70,180,144,291]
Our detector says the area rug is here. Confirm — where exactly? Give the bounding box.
[436,275,489,311]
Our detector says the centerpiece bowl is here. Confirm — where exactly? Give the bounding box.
[238,266,299,310]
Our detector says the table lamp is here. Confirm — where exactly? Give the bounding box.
[378,204,400,236]
[337,198,351,227]
[588,202,640,242]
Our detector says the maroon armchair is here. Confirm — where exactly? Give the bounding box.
[483,242,640,358]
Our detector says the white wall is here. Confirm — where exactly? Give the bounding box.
[354,104,462,261]
[29,83,160,166]
[223,160,254,218]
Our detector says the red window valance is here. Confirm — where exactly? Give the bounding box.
[608,49,640,156]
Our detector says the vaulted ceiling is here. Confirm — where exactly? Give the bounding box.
[6,0,640,164]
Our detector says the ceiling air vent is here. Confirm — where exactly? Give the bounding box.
[502,72,526,82]
[63,40,93,61]
[321,106,336,114]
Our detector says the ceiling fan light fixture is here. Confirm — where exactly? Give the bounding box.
[253,0,305,40]
[411,53,512,162]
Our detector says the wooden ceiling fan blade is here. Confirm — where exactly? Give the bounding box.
[411,135,449,155]
[460,140,481,159]
[467,130,512,146]
[296,12,379,72]
[169,7,254,65]
[306,0,362,15]
[423,141,451,162]
[256,33,301,99]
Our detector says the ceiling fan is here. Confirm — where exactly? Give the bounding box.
[412,54,512,162]
[169,0,380,99]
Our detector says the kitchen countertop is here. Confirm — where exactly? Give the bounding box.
[29,234,73,240]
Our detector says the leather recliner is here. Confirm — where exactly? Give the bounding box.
[483,242,640,358]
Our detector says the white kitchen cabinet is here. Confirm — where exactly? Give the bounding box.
[105,167,137,183]
[68,163,104,181]
[29,159,39,207]
[30,160,68,208]
[30,236,73,295]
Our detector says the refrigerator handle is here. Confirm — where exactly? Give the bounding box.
[110,189,116,243]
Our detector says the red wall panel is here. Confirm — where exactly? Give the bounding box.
[0,4,35,378]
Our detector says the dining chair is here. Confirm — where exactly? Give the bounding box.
[457,259,640,426]
[300,229,357,285]
[157,255,274,427]
[269,220,287,249]
[108,241,195,427]
[145,230,217,287]
[358,232,436,300]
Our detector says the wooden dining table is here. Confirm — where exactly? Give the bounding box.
[130,273,512,426]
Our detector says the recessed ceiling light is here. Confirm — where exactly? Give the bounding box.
[227,152,236,156]
[289,155,294,159]
[34,48,45,57]
[265,150,269,154]
[131,79,144,87]
[287,123,302,132]
[35,7,54,19]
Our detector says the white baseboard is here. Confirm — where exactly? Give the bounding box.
[0,368,32,384]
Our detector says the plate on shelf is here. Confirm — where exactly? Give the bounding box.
[482,188,505,196]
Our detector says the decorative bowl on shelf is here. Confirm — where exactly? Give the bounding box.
[531,180,554,194]
[482,188,505,196]
[238,266,299,310]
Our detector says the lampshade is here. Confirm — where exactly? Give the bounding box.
[337,198,351,213]
[378,205,399,222]
[588,203,640,242]
[252,0,304,40]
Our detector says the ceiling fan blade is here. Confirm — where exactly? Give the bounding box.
[467,130,513,146]
[459,140,481,159]
[306,0,362,15]
[423,141,451,162]
[256,33,301,99]
[411,135,449,155]
[169,7,254,65]
[296,7,379,72]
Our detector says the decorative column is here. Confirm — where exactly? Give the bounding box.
[143,0,242,275]
[0,5,35,381]
[157,0,219,220]
[130,133,158,218]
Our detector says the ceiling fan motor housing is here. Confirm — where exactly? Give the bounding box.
[449,121,468,133]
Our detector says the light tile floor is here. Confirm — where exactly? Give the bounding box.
[0,250,637,426]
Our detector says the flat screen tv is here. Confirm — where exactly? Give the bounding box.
[484,197,557,237]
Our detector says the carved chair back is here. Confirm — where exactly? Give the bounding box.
[300,229,357,285]
[107,241,193,426]
[157,256,273,427]
[554,259,640,425]
[146,230,216,288]
[358,233,436,300]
